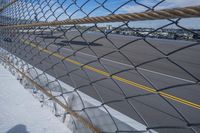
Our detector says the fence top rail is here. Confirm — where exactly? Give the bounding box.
[0,5,200,29]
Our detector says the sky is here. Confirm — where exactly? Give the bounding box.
[121,0,200,13]
[2,0,200,28]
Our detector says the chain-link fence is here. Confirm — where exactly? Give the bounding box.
[0,0,200,133]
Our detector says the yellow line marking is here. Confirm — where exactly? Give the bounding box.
[21,39,200,110]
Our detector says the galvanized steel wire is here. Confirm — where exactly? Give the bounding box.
[0,0,200,133]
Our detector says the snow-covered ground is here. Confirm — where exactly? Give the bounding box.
[0,65,72,133]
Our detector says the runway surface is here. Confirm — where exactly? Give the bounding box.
[1,30,200,133]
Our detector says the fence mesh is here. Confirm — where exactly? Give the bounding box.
[0,0,200,133]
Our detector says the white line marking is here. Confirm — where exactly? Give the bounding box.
[10,54,155,132]
[24,37,195,84]
[51,44,195,83]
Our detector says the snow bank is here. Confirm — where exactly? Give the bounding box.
[0,65,72,133]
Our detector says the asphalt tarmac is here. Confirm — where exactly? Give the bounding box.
[1,31,200,133]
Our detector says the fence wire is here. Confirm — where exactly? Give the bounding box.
[0,0,200,133]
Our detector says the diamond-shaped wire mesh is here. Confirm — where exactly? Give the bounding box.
[0,0,200,133]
